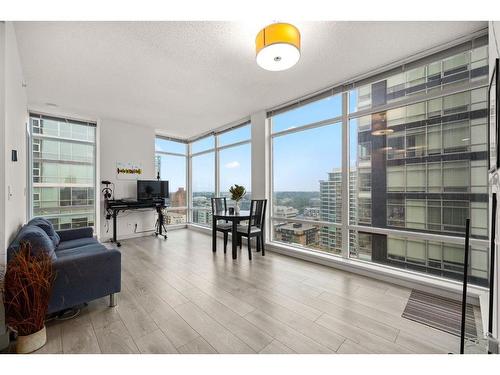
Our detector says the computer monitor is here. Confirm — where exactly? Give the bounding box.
[137,180,161,201]
[160,180,169,199]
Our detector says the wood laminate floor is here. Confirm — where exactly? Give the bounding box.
[34,229,460,354]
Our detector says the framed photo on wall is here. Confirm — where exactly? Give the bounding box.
[488,58,499,172]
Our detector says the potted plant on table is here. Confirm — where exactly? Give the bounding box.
[229,184,246,215]
[3,241,54,353]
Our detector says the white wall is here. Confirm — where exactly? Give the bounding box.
[4,23,28,251]
[250,110,270,243]
[250,110,268,199]
[0,22,28,267]
[0,21,27,350]
[99,118,156,242]
[0,22,6,269]
[489,20,500,341]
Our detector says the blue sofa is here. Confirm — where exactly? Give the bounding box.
[7,218,121,314]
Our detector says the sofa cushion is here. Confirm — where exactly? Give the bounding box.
[56,243,107,258]
[28,217,60,248]
[13,225,57,261]
[56,237,99,251]
[57,227,93,242]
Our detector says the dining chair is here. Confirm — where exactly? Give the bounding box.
[237,199,267,260]
[211,197,231,253]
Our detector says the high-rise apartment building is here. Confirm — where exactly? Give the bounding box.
[319,170,358,254]
[347,42,490,285]
[170,187,187,207]
[30,114,96,230]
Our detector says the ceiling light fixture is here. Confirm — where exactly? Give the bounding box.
[255,23,301,71]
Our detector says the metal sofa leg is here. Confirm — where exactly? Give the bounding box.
[109,293,118,307]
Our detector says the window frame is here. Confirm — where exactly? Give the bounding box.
[267,37,490,285]
[155,136,189,225]
[185,122,252,227]
[269,93,345,256]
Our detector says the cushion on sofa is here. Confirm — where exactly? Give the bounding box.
[13,225,57,261]
[56,227,93,242]
[56,242,106,257]
[56,237,99,251]
[28,217,60,248]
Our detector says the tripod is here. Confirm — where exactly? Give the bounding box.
[155,205,168,240]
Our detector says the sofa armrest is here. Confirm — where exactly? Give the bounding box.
[53,248,120,274]
[49,248,121,314]
[57,227,94,242]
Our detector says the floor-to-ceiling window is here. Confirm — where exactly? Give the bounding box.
[271,95,343,254]
[269,35,490,286]
[218,124,251,210]
[155,137,188,225]
[188,122,252,227]
[190,135,216,226]
[29,113,96,230]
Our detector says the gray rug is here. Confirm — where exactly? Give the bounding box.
[402,289,477,338]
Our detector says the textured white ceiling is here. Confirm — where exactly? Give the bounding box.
[14,21,486,138]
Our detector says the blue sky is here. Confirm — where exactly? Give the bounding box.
[272,93,358,191]
[157,94,360,193]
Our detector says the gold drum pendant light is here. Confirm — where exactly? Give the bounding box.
[255,23,301,71]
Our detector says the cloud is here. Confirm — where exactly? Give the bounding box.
[225,161,240,169]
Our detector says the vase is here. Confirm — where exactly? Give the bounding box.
[235,201,241,215]
[16,326,46,354]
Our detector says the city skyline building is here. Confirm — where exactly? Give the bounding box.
[275,222,319,246]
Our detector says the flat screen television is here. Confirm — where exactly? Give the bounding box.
[137,180,161,200]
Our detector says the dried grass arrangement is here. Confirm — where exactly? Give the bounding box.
[3,241,55,337]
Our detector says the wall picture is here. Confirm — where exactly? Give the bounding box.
[116,161,143,180]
